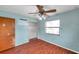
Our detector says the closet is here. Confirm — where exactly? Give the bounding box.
[0,16,15,51]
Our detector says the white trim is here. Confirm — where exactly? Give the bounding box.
[15,39,29,46]
[38,37,79,54]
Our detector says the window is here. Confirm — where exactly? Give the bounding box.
[45,20,60,35]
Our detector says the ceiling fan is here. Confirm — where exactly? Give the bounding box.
[28,5,56,20]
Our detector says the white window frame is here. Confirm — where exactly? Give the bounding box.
[45,20,60,35]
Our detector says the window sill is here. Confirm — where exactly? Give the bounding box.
[46,33,60,36]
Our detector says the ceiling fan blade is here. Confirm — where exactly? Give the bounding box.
[44,9,56,13]
[36,5,45,12]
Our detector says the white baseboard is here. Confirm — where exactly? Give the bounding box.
[38,37,79,54]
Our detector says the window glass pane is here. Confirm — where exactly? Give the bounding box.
[45,20,60,27]
[45,28,59,34]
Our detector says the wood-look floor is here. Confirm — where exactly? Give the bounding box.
[0,38,77,54]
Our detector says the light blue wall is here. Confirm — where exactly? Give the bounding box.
[38,8,79,52]
[0,10,37,46]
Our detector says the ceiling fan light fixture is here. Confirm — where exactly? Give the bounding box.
[37,14,47,20]
[41,15,46,20]
[36,15,42,20]
[39,17,43,20]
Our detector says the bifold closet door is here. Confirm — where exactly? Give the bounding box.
[0,16,15,51]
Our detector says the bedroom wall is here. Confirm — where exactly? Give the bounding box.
[38,8,79,52]
[28,22,39,39]
[0,10,37,46]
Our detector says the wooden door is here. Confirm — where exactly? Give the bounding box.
[0,16,15,51]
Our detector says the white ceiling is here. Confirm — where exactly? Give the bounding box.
[0,5,79,19]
